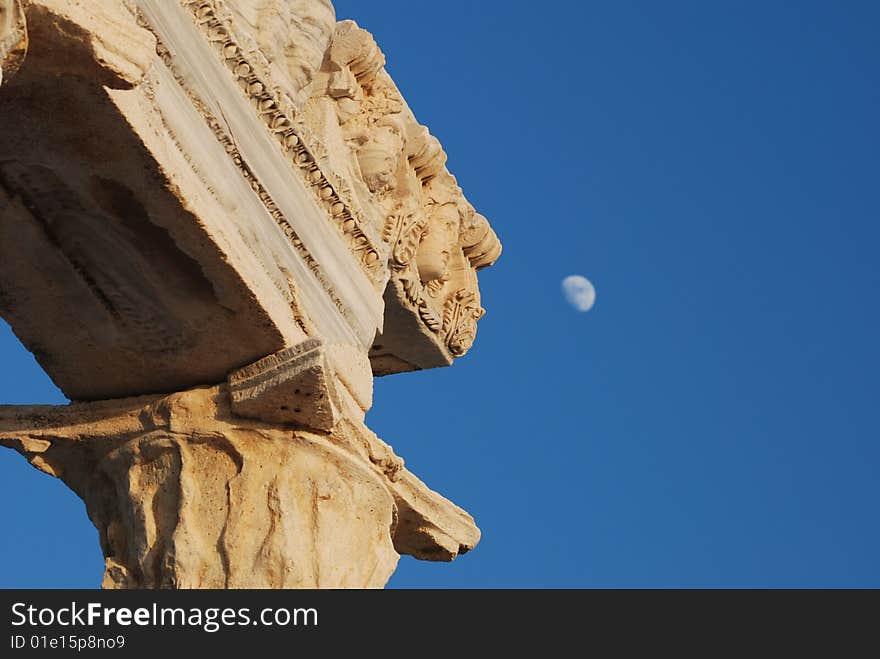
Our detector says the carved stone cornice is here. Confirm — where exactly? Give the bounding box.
[140,1,503,367]
[166,0,387,288]
[299,18,502,370]
[0,0,497,590]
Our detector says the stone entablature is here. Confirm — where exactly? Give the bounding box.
[0,0,499,589]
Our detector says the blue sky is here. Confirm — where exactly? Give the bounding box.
[1,0,879,587]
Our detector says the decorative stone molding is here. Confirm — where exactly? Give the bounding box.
[0,0,498,589]
[175,0,387,286]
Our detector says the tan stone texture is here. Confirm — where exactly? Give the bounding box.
[0,0,499,588]
[1,387,480,587]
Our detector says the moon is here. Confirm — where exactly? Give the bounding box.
[561,275,596,312]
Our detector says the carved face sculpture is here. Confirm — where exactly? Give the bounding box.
[416,203,460,282]
[226,0,336,100]
[357,124,403,193]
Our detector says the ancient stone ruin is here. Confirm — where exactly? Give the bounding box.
[0,0,500,588]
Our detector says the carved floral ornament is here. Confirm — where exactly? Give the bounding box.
[311,18,501,357]
[0,0,502,590]
[4,0,501,360]
[86,0,500,358]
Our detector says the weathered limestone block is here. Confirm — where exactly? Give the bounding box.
[0,387,479,588]
[0,0,499,588]
[229,338,344,429]
[98,430,399,589]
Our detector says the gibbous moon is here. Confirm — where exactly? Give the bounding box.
[561,275,596,312]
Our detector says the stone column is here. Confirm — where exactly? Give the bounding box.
[0,0,500,588]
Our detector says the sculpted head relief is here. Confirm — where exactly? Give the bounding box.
[0,0,501,591]
[416,202,460,283]
[220,5,503,362]
[225,0,336,105]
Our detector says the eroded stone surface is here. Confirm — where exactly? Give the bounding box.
[0,0,497,589]
[228,338,344,429]
[0,387,479,587]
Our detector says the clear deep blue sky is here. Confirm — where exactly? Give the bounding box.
[1,0,878,588]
